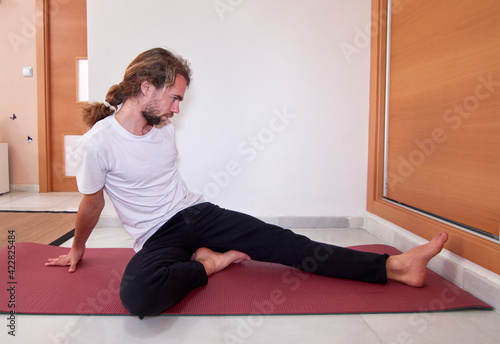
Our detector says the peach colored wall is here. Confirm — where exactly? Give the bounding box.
[0,0,39,189]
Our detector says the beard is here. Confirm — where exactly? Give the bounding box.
[142,99,172,125]
[142,110,163,125]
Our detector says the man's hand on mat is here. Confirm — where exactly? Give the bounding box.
[45,247,85,272]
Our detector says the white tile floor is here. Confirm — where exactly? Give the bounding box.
[1,191,499,344]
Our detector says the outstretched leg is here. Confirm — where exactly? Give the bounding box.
[185,203,449,287]
[194,204,391,284]
[386,232,448,287]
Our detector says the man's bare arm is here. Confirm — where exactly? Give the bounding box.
[45,189,105,272]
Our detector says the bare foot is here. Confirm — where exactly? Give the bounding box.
[192,247,251,276]
[386,232,448,287]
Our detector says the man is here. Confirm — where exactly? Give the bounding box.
[46,48,448,319]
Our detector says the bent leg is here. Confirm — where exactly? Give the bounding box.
[120,246,207,318]
[119,203,254,318]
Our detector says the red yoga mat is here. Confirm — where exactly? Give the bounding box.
[0,242,492,316]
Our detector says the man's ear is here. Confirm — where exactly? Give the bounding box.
[140,80,155,97]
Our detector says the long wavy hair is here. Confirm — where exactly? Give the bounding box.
[81,48,192,128]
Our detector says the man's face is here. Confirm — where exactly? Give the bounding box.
[142,74,187,125]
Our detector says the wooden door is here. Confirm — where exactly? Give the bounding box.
[386,0,500,237]
[42,0,88,191]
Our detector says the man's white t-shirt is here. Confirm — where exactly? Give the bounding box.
[73,115,205,252]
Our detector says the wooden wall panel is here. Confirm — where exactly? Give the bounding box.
[386,0,500,237]
[367,0,500,275]
[47,0,88,191]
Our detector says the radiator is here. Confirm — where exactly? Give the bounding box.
[0,143,9,194]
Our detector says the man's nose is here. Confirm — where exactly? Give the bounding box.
[171,101,180,114]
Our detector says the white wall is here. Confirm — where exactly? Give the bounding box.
[87,0,372,217]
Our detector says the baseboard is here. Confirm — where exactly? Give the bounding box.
[10,184,40,192]
[256,215,365,229]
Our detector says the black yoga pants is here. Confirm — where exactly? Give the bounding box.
[119,202,389,318]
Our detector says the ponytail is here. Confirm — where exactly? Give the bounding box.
[81,83,125,128]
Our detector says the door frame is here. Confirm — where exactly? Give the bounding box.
[36,0,51,193]
[36,0,86,192]
[367,0,500,274]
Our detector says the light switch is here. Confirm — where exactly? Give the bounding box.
[22,67,33,77]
